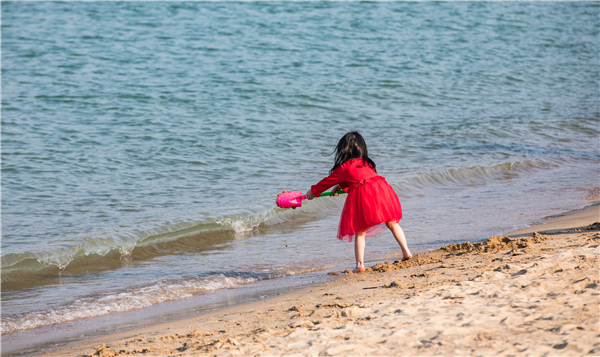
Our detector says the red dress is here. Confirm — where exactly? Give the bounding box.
[311,158,402,242]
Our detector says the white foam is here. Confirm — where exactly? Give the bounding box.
[1,274,257,335]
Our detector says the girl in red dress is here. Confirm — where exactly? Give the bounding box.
[306,132,412,273]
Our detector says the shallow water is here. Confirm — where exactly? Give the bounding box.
[1,1,599,354]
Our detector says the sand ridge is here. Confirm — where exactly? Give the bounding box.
[47,221,600,357]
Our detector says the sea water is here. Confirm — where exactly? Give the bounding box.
[2,1,598,355]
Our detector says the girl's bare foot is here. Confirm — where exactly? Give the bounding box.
[402,253,413,262]
[353,266,365,273]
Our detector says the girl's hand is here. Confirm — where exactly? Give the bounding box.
[331,185,340,196]
[306,189,315,200]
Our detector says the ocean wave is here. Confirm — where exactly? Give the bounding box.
[0,156,586,284]
[391,157,576,196]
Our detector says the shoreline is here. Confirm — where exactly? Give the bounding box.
[33,205,599,356]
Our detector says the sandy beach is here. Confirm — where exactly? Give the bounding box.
[37,206,599,357]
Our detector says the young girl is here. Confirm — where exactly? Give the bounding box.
[306,131,412,273]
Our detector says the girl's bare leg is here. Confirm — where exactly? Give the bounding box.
[386,221,412,261]
[353,231,367,273]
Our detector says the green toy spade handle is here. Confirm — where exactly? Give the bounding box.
[317,190,346,197]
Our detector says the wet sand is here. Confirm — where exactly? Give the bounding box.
[38,206,599,356]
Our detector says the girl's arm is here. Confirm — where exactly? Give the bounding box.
[308,167,346,199]
[306,184,341,200]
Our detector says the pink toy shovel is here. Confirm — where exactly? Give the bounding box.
[276,190,346,209]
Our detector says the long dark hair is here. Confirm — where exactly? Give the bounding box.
[329,131,376,174]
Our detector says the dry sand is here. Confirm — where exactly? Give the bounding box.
[39,206,599,357]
